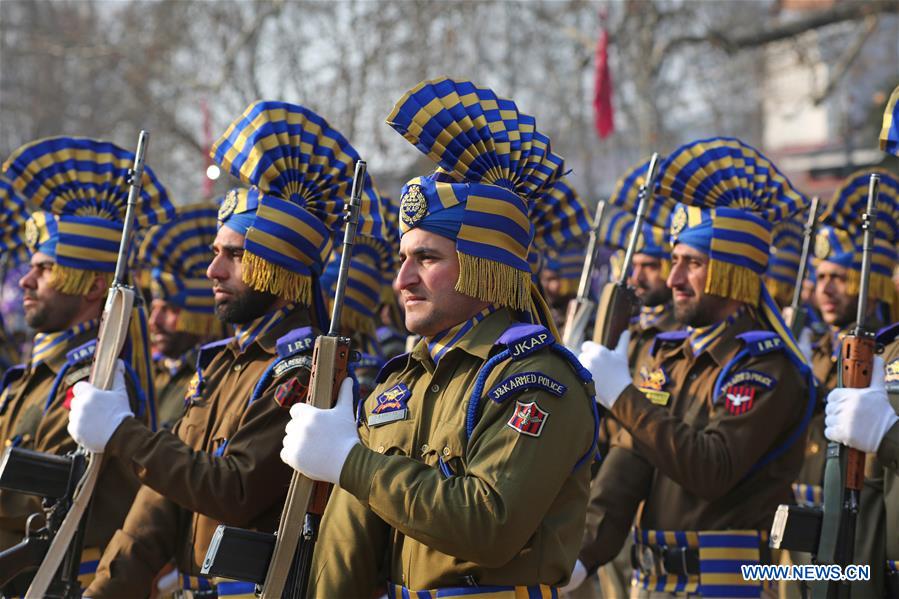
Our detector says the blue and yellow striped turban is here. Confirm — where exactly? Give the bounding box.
[211,101,386,307]
[137,203,218,336]
[765,217,804,306]
[0,175,30,269]
[658,137,810,365]
[816,168,899,319]
[600,204,672,281]
[387,77,566,319]
[533,178,592,296]
[881,85,899,156]
[2,136,173,296]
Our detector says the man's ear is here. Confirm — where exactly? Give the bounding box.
[84,274,110,303]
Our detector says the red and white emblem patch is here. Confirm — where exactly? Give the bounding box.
[507,400,548,437]
[724,385,755,415]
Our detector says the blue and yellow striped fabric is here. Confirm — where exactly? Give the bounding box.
[632,527,701,594]
[765,217,804,306]
[234,303,296,354]
[211,101,386,307]
[543,242,585,297]
[137,203,218,336]
[818,168,899,320]
[599,205,670,270]
[31,318,99,369]
[657,137,810,368]
[386,77,566,316]
[428,305,497,364]
[0,175,30,268]
[531,178,592,254]
[792,482,823,507]
[687,307,742,357]
[881,85,899,156]
[610,156,671,228]
[386,583,558,599]
[2,136,173,295]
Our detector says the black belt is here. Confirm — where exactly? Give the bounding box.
[631,543,700,577]
[887,570,899,598]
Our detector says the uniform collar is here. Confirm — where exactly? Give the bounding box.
[413,307,512,368]
[155,347,200,377]
[685,306,745,358]
[231,304,312,356]
[638,303,671,331]
[426,305,498,364]
[661,307,758,367]
[31,318,100,373]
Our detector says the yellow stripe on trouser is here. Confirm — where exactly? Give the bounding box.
[77,546,102,590]
[387,583,558,598]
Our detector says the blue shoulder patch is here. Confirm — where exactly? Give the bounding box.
[276,326,315,358]
[736,331,784,356]
[651,330,689,357]
[375,352,410,384]
[356,352,385,370]
[486,371,567,404]
[498,323,553,360]
[876,322,899,346]
[66,340,96,366]
[197,338,230,372]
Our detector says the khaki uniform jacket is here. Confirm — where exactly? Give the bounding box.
[88,308,313,597]
[579,310,809,570]
[151,351,197,430]
[309,308,596,596]
[0,325,143,551]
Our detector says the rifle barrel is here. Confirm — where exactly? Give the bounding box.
[328,160,365,336]
[112,130,147,287]
[855,174,879,333]
[787,196,820,332]
[617,153,660,286]
[575,200,606,301]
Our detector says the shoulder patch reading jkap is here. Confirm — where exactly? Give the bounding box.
[368,383,410,427]
[497,324,553,360]
[487,372,567,404]
[720,369,777,391]
[506,400,548,437]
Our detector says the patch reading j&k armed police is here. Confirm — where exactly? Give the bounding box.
[724,385,755,415]
[507,400,548,437]
[487,372,567,404]
[368,383,410,427]
[637,366,670,405]
[720,369,776,391]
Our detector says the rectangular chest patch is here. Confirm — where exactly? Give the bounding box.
[507,400,548,437]
[369,383,410,427]
[487,372,566,404]
[638,366,670,406]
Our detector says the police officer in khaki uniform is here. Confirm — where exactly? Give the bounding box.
[0,137,173,589]
[571,138,815,598]
[280,77,598,598]
[138,203,225,429]
[67,102,385,598]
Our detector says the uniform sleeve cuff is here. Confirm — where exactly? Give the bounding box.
[609,384,646,431]
[876,419,899,472]
[339,443,388,503]
[106,416,151,457]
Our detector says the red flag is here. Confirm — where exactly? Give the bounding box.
[593,26,614,139]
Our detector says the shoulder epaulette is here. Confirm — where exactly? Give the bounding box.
[876,322,899,346]
[736,331,785,356]
[196,338,230,372]
[496,323,553,360]
[275,326,315,359]
[651,330,689,357]
[356,352,384,371]
[66,340,96,366]
[375,352,410,384]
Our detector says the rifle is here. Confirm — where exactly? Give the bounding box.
[22,131,149,599]
[592,153,660,348]
[787,196,821,337]
[770,174,881,599]
[561,200,607,349]
[201,160,366,598]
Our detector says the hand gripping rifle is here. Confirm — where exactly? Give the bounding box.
[561,200,607,349]
[787,196,821,337]
[592,153,660,349]
[201,161,366,598]
[11,132,149,599]
[770,175,881,599]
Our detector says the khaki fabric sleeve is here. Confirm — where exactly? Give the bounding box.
[877,420,899,473]
[87,484,180,598]
[578,429,653,572]
[105,389,292,527]
[339,359,594,568]
[611,356,806,501]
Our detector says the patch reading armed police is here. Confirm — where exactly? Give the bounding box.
[720,369,777,391]
[637,366,670,405]
[272,356,312,378]
[368,382,410,427]
[487,372,566,404]
[506,400,549,437]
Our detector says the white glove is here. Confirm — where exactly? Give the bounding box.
[156,567,180,594]
[560,559,588,594]
[578,330,631,409]
[280,377,360,484]
[797,327,814,364]
[67,361,133,453]
[824,356,898,454]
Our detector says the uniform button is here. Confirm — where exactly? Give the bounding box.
[688,373,697,381]
[421,443,430,454]
[234,364,243,372]
[808,442,820,454]
[442,447,451,457]
[430,383,440,393]
[376,445,385,453]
